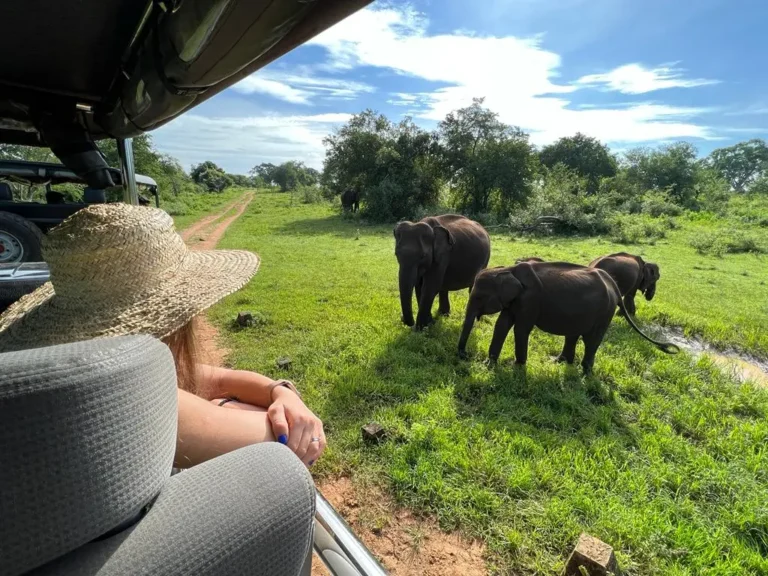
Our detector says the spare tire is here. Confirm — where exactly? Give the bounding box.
[0,212,44,264]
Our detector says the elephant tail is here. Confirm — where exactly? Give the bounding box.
[609,275,680,355]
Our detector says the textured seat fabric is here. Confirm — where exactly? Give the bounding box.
[29,443,316,576]
[0,335,178,576]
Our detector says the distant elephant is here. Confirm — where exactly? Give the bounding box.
[457,261,678,374]
[341,189,359,212]
[589,252,660,316]
[515,256,544,264]
[395,214,491,330]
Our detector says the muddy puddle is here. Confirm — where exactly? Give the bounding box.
[655,326,768,388]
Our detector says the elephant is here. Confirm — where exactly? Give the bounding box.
[395,214,491,330]
[457,261,678,374]
[589,252,660,316]
[515,256,544,264]
[341,189,359,212]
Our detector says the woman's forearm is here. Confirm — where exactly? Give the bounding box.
[196,364,276,406]
[175,388,275,468]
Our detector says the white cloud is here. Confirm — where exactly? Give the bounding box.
[153,113,351,173]
[575,63,719,94]
[232,70,375,105]
[305,6,719,145]
[156,5,727,170]
[233,76,311,104]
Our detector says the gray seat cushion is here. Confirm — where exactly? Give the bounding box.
[0,335,178,576]
[29,443,316,576]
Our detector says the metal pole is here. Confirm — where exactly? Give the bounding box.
[313,491,389,576]
[117,138,139,205]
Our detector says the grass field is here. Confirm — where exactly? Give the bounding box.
[209,191,768,575]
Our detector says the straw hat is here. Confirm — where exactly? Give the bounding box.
[0,203,259,352]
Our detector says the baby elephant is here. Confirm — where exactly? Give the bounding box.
[589,252,660,316]
[457,261,678,374]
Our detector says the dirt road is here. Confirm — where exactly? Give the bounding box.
[180,192,254,366]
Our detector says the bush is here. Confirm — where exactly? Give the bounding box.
[640,191,683,217]
[689,230,767,257]
[294,184,324,204]
[608,214,669,244]
[509,165,611,235]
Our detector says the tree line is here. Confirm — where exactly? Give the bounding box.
[318,98,768,231]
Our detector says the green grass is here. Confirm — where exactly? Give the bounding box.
[167,187,243,230]
[210,192,768,575]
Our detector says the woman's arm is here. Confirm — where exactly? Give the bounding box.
[174,388,275,469]
[194,364,326,467]
[196,364,275,406]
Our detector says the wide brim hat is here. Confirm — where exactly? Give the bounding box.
[0,203,259,353]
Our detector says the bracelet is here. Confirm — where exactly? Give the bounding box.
[269,379,300,401]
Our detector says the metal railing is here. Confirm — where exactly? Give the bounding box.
[314,491,388,575]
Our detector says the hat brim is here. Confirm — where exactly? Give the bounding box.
[0,249,259,352]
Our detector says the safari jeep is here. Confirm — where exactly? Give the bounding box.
[0,1,385,575]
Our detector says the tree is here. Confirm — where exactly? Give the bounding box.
[249,161,316,192]
[322,110,442,221]
[438,98,537,215]
[250,163,278,185]
[539,133,617,194]
[623,142,701,206]
[706,139,768,192]
[190,161,233,192]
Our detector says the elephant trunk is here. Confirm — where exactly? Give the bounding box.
[458,300,479,356]
[399,266,417,327]
[645,282,656,301]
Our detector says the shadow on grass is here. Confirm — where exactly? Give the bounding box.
[321,311,635,449]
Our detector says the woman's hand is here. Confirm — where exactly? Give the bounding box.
[268,386,326,467]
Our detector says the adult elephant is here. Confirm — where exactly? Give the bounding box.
[340,189,359,212]
[589,252,660,316]
[457,261,678,374]
[395,214,491,330]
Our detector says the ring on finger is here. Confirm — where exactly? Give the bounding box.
[310,437,321,443]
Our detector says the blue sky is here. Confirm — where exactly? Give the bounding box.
[153,0,768,174]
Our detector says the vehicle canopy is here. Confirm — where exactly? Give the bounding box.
[0,0,371,186]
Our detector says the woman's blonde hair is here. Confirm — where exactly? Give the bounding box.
[162,317,200,394]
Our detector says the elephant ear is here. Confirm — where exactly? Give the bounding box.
[495,270,524,307]
[638,262,653,292]
[432,225,454,260]
[393,221,409,243]
[512,261,544,292]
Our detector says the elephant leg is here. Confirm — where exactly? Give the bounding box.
[488,309,514,362]
[624,291,637,316]
[438,290,450,316]
[415,278,423,303]
[513,324,532,365]
[556,335,579,364]
[581,323,610,375]
[415,289,438,329]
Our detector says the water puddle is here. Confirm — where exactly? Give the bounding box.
[655,326,768,388]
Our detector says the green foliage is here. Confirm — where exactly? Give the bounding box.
[689,230,767,257]
[210,192,768,575]
[438,98,537,215]
[608,213,671,244]
[509,164,611,235]
[190,160,233,192]
[640,191,684,217]
[539,132,618,194]
[293,184,324,204]
[255,160,318,192]
[323,110,442,222]
[623,142,701,206]
[706,139,768,192]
